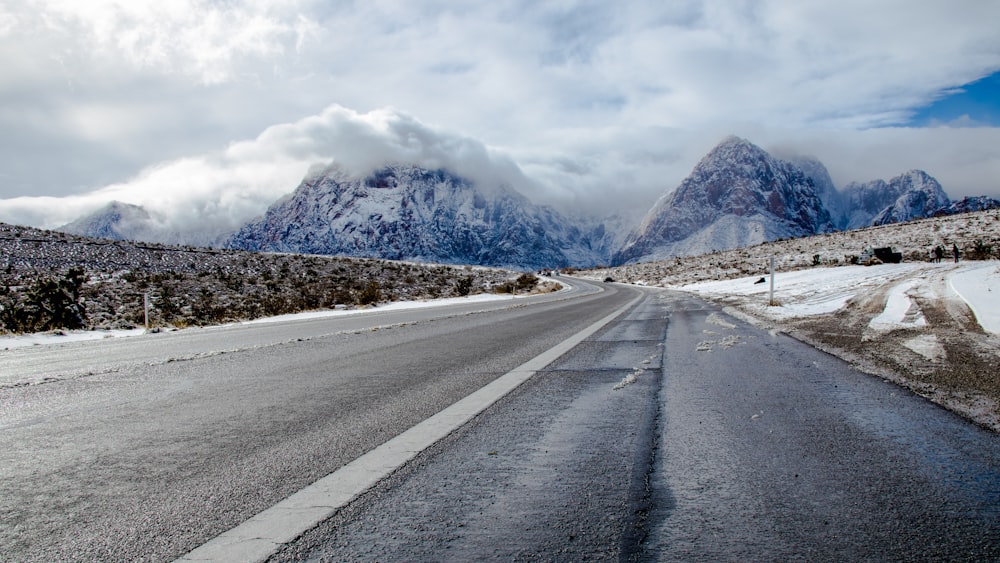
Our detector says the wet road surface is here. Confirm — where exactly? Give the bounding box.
[271,287,669,561]
[649,291,1000,560]
[274,290,1000,561]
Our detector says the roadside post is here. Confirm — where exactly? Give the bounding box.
[144,293,150,333]
[769,255,776,306]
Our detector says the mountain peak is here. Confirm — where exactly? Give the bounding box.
[59,201,154,241]
[702,135,766,163]
[227,163,607,269]
[612,136,834,264]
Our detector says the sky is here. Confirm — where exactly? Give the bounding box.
[1,0,999,239]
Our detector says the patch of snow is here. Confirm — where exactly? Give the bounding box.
[868,279,926,334]
[675,263,925,320]
[613,367,644,390]
[242,292,524,325]
[902,334,946,362]
[0,328,147,349]
[673,261,1000,337]
[706,312,736,329]
[948,263,1000,336]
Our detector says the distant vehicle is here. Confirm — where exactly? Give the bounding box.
[858,246,902,265]
[873,247,903,264]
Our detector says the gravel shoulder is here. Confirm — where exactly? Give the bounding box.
[723,273,1000,432]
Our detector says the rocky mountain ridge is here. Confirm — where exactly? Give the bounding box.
[611,137,998,264]
[58,137,999,269]
[227,164,608,270]
[613,136,835,264]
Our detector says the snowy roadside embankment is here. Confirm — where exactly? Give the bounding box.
[671,261,1000,337]
[0,290,551,350]
[666,260,1000,431]
[950,263,1000,335]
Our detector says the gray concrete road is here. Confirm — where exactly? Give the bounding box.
[271,290,1000,561]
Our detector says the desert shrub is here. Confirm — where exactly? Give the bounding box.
[515,273,538,291]
[324,287,354,307]
[358,281,381,305]
[0,268,87,333]
[971,239,995,260]
[261,294,290,317]
[454,276,473,296]
[191,288,227,325]
[154,284,183,323]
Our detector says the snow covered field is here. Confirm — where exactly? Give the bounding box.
[674,261,1000,336]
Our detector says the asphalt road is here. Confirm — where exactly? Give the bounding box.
[650,291,1000,560]
[4,280,1000,562]
[0,278,633,562]
[271,290,1000,561]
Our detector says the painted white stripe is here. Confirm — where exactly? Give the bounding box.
[177,291,643,563]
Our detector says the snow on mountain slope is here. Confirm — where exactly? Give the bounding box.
[841,170,948,229]
[784,154,845,226]
[940,196,1000,215]
[228,164,606,270]
[59,201,156,242]
[870,170,950,226]
[58,200,232,247]
[613,136,834,264]
[56,135,992,270]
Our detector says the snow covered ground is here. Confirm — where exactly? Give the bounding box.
[673,261,1000,337]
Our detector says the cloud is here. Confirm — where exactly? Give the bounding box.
[0,105,537,238]
[20,0,316,85]
[0,1,999,237]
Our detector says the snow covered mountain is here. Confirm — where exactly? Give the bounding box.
[59,201,159,242]
[227,164,608,270]
[612,137,835,265]
[845,170,950,228]
[56,136,991,271]
[939,195,1000,215]
[58,201,230,248]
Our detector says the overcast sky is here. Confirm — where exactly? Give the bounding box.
[1,0,999,235]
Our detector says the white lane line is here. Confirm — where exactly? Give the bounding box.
[176,291,644,563]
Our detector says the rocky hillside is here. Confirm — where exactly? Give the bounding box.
[0,223,546,334]
[588,209,1000,287]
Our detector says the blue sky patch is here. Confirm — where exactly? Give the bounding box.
[909,70,1000,127]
